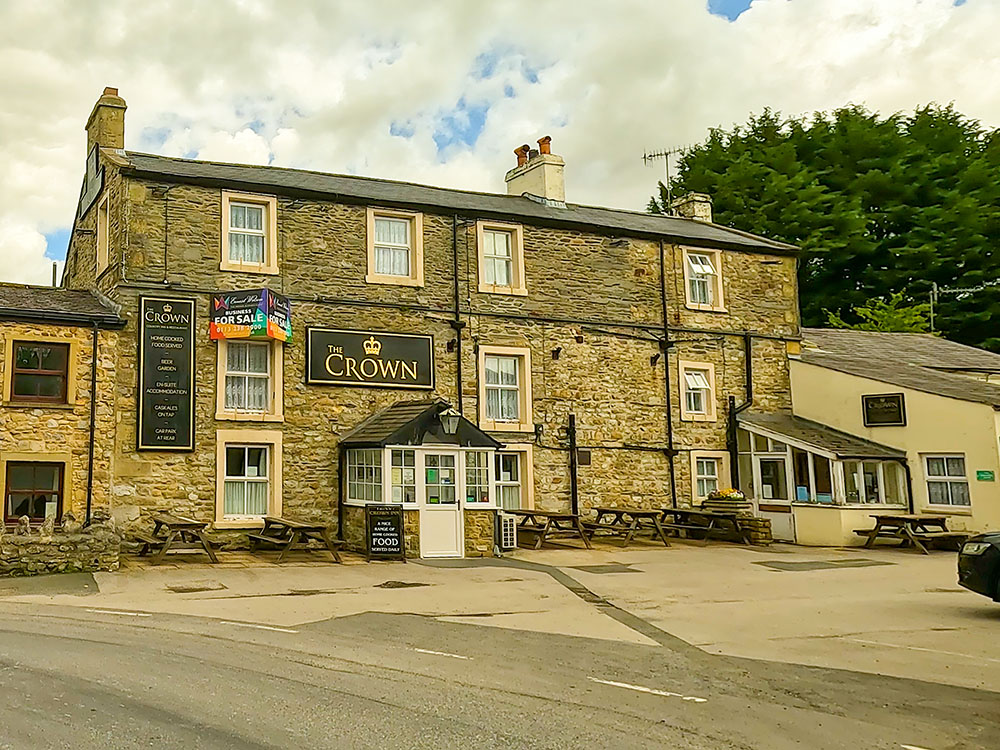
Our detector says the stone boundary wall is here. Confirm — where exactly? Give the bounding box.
[0,514,120,577]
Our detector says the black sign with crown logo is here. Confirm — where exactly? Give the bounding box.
[306,328,434,389]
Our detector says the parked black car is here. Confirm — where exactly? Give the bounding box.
[958,532,1000,601]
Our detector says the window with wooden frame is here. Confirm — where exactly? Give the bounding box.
[366,208,424,286]
[682,248,725,311]
[924,454,971,507]
[215,340,283,421]
[221,191,279,274]
[678,360,717,421]
[97,194,110,275]
[214,429,283,527]
[4,461,63,523]
[9,341,71,404]
[478,345,533,432]
[477,221,526,296]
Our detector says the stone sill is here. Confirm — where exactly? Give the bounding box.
[215,411,284,423]
[2,401,77,410]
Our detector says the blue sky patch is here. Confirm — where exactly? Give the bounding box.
[44,228,71,262]
[433,99,489,154]
[708,0,754,21]
[390,120,415,138]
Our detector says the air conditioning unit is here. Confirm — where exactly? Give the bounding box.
[497,512,518,551]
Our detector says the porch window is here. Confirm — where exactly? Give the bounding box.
[347,449,383,503]
[390,449,416,504]
[758,458,788,501]
[924,455,970,506]
[425,454,457,505]
[224,446,269,518]
[465,451,490,504]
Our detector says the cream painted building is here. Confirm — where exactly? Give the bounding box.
[753,328,1000,546]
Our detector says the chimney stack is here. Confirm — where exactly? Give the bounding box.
[670,192,713,222]
[86,87,127,156]
[505,135,565,205]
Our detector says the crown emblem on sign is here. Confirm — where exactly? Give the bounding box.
[363,336,382,356]
[162,304,172,313]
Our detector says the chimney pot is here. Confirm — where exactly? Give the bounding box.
[537,136,551,154]
[103,87,118,96]
[528,148,539,159]
[514,144,530,167]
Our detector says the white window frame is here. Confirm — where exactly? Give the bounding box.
[389,448,418,504]
[682,247,725,312]
[477,221,526,296]
[215,340,283,422]
[465,450,492,505]
[923,454,971,508]
[366,208,424,287]
[221,192,279,275]
[478,345,533,432]
[679,360,717,422]
[222,444,270,519]
[495,444,534,511]
[690,450,731,505]
[225,341,270,412]
[347,449,384,504]
[214,429,282,528]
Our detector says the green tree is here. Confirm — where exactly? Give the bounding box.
[825,292,931,333]
[651,105,1000,350]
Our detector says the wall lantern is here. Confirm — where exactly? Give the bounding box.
[440,407,461,435]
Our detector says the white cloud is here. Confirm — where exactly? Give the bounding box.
[0,0,997,284]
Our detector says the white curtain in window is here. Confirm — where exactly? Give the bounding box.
[374,218,411,276]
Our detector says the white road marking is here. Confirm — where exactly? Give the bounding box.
[900,744,934,750]
[220,621,299,634]
[588,677,707,703]
[848,638,1000,664]
[85,609,152,618]
[412,648,470,660]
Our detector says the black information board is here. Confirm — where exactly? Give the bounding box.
[862,393,906,427]
[137,297,196,451]
[365,504,406,561]
[306,328,434,389]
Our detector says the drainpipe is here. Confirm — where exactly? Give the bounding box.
[728,332,754,487]
[658,241,677,508]
[336,445,346,541]
[901,460,915,514]
[85,322,99,526]
[568,413,579,515]
[451,215,465,414]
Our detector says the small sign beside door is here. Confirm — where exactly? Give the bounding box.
[976,470,995,482]
[862,393,906,427]
[365,504,406,561]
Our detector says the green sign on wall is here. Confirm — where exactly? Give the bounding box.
[976,470,995,482]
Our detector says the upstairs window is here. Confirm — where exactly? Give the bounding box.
[679,361,716,421]
[367,209,423,286]
[10,342,70,404]
[477,221,526,295]
[683,248,725,311]
[221,192,278,274]
[479,346,533,432]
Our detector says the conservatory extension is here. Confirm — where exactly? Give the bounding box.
[736,412,910,546]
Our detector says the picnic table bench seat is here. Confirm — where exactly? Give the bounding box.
[856,514,967,554]
[247,517,343,563]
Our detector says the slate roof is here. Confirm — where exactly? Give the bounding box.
[117,151,797,255]
[737,412,906,459]
[0,284,124,328]
[800,328,1000,407]
[340,399,502,448]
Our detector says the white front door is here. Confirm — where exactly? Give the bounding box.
[419,452,464,558]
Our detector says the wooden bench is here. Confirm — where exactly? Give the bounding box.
[855,514,967,554]
[248,517,343,563]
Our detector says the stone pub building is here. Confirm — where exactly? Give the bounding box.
[47,88,801,557]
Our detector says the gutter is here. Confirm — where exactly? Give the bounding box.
[0,309,125,329]
[658,240,678,509]
[85,322,99,526]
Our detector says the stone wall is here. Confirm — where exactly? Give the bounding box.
[0,321,119,521]
[464,509,496,557]
[0,515,120,577]
[60,168,801,550]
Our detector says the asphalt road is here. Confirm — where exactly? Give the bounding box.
[0,602,995,750]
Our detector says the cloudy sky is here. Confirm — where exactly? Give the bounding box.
[0,0,995,285]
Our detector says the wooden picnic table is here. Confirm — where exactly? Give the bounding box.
[856,514,968,555]
[584,507,671,547]
[659,508,752,546]
[135,512,218,564]
[507,509,592,550]
[247,516,344,563]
